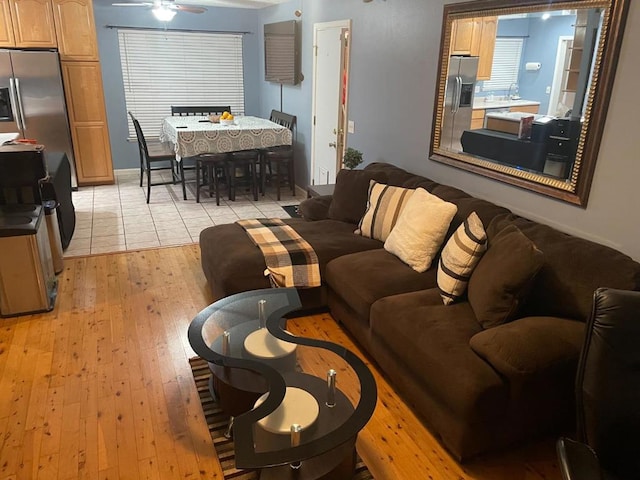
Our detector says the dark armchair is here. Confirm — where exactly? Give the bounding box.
[557,288,640,480]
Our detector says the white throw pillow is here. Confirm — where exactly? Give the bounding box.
[384,188,458,273]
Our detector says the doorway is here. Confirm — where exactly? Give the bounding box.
[548,36,575,117]
[310,20,351,185]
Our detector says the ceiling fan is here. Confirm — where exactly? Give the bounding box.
[111,0,207,21]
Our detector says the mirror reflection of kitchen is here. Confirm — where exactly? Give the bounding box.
[442,8,602,181]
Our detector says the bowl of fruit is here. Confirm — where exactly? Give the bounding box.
[219,111,235,125]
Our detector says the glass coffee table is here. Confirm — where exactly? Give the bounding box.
[188,288,377,479]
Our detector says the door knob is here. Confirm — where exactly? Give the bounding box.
[329,142,337,148]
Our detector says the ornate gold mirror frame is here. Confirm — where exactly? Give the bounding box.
[429,0,630,206]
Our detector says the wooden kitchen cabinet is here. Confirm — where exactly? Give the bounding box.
[52,0,99,61]
[475,16,497,80]
[510,105,539,114]
[450,16,497,80]
[471,109,485,130]
[450,18,478,55]
[0,0,15,46]
[61,61,114,185]
[9,0,56,47]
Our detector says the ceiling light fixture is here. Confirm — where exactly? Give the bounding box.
[541,12,551,20]
[153,5,176,21]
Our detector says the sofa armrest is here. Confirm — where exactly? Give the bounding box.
[469,316,585,380]
[298,195,333,221]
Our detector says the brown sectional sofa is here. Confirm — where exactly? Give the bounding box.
[199,162,640,460]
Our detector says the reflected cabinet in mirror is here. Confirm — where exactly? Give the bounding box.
[430,0,630,206]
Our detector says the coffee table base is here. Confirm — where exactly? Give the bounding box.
[258,437,356,480]
[209,364,267,417]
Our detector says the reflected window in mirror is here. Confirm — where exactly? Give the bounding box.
[430,0,630,206]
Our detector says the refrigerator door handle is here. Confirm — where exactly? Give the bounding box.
[14,78,26,131]
[450,75,458,114]
[8,77,23,130]
[454,76,463,114]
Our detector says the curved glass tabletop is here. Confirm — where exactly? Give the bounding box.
[187,288,377,471]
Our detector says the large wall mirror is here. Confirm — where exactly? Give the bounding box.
[429,0,630,206]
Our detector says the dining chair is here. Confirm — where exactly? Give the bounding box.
[129,112,178,204]
[261,110,296,200]
[195,154,231,205]
[228,150,259,202]
[170,105,232,200]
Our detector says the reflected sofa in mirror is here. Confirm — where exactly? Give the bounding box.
[429,0,630,206]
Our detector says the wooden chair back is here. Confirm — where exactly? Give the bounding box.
[269,110,296,130]
[128,111,149,158]
[171,106,230,116]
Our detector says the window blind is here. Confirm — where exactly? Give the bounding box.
[118,29,245,139]
[482,37,524,91]
[264,34,295,84]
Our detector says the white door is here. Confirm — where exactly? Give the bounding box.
[311,20,350,185]
[548,36,574,116]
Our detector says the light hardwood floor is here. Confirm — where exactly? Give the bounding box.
[0,245,561,479]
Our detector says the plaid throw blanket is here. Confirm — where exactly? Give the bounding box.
[237,218,321,288]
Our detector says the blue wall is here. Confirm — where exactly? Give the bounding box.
[518,15,575,113]
[93,4,260,169]
[256,0,443,187]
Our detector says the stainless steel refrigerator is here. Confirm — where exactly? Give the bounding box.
[442,56,478,152]
[0,49,77,187]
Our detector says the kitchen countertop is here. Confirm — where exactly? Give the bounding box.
[473,98,541,110]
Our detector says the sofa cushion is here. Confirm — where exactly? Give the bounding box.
[364,162,420,186]
[445,196,511,240]
[355,181,414,241]
[488,214,640,321]
[327,169,388,224]
[438,212,487,305]
[298,195,332,221]
[384,188,457,273]
[370,288,508,419]
[469,316,585,380]
[468,224,544,329]
[325,249,437,320]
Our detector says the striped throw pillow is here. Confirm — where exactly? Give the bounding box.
[438,212,487,305]
[355,181,414,241]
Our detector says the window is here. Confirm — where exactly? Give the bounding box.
[118,29,245,138]
[482,37,524,91]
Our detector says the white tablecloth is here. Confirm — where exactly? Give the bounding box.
[159,115,292,160]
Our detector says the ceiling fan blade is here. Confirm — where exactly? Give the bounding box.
[174,5,207,13]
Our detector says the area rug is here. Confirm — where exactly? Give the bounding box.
[282,205,302,218]
[189,356,374,479]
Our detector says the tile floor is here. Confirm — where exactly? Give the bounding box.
[64,169,300,257]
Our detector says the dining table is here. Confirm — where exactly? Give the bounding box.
[159,115,292,160]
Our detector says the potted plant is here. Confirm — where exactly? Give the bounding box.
[343,147,363,169]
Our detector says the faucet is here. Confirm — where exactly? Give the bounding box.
[508,83,519,100]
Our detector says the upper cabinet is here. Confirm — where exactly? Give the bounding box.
[9,0,56,47]
[52,0,99,61]
[450,16,497,81]
[450,18,478,55]
[0,0,15,46]
[475,17,497,80]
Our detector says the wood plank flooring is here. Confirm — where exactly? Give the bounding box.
[0,245,561,479]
